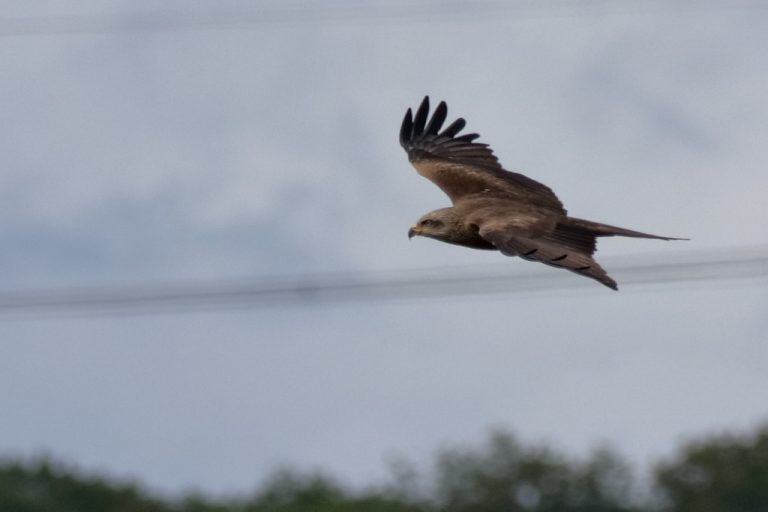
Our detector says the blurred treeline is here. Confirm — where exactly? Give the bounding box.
[2,425,768,512]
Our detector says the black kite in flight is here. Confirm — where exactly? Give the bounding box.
[401,96,685,290]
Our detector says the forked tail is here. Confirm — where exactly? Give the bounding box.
[563,217,688,241]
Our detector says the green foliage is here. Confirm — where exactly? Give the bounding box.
[4,425,768,512]
[240,470,425,512]
[655,426,768,512]
[0,458,170,512]
[434,431,637,512]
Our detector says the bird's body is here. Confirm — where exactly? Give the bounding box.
[401,97,685,290]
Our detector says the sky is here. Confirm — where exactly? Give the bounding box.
[1,0,767,497]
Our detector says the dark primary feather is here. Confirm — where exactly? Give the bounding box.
[440,117,466,138]
[412,99,429,138]
[400,96,563,210]
[400,96,500,171]
[424,101,447,135]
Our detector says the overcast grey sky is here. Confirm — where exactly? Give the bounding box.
[1,0,767,496]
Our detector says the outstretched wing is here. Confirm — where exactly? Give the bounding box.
[400,96,565,213]
[478,220,618,290]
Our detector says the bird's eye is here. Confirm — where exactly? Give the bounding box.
[420,219,434,227]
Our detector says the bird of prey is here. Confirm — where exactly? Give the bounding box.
[401,96,685,290]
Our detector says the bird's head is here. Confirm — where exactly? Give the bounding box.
[408,208,459,243]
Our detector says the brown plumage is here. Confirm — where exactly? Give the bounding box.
[401,96,686,290]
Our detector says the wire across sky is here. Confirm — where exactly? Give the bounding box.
[1,0,766,37]
[0,246,765,319]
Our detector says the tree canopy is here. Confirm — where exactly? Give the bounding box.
[3,425,768,512]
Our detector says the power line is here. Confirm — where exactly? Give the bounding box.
[0,246,765,319]
[0,0,766,37]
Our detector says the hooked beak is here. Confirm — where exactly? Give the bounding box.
[408,225,419,239]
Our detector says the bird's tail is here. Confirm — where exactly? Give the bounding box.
[563,217,688,241]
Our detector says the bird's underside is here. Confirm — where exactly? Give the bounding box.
[400,96,686,290]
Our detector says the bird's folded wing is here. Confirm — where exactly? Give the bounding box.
[478,225,618,290]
